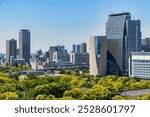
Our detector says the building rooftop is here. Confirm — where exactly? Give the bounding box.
[131,52,150,60]
[21,29,29,32]
[109,12,130,17]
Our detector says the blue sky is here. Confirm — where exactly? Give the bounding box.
[0,0,150,53]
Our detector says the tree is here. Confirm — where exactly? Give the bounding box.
[136,94,150,100]
[59,96,74,100]
[83,85,110,100]
[59,69,65,74]
[26,74,37,80]
[35,94,47,100]
[0,92,19,100]
[70,70,79,76]
[64,88,84,99]
[112,95,127,100]
[47,94,56,100]
[33,84,50,97]
[0,77,11,84]
[0,83,16,93]
[59,75,73,83]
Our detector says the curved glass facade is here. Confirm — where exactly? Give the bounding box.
[106,12,141,75]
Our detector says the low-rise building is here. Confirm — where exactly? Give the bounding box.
[10,57,25,66]
[129,52,150,79]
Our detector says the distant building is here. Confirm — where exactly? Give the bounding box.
[80,43,87,53]
[44,51,49,61]
[6,39,17,65]
[129,52,150,79]
[72,44,80,53]
[49,46,58,62]
[37,49,43,57]
[70,51,89,65]
[19,29,30,64]
[72,43,87,54]
[142,38,150,52]
[10,58,25,66]
[89,36,107,76]
[48,45,69,63]
[53,46,69,63]
[30,59,44,69]
[142,37,150,46]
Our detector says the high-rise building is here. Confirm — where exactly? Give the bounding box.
[19,29,30,64]
[49,46,58,62]
[89,36,107,76]
[80,42,87,53]
[142,37,150,52]
[106,12,141,75]
[6,39,17,65]
[72,44,80,53]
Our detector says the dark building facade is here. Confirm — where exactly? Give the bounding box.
[6,39,17,65]
[80,43,87,53]
[19,30,30,64]
[72,44,80,53]
[142,38,150,52]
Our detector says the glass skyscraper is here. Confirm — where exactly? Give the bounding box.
[19,30,30,64]
[6,39,17,65]
[106,12,141,75]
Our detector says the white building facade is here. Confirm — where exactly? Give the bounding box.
[129,52,150,79]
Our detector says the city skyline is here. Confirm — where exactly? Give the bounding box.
[0,0,150,53]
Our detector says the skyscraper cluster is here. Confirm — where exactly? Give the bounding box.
[6,30,30,66]
[72,42,87,54]
[90,12,142,76]
[48,44,89,65]
[70,42,89,65]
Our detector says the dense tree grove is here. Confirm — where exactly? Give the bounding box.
[0,68,150,100]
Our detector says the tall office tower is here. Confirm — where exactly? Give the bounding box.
[49,46,58,62]
[19,29,30,64]
[142,37,150,52]
[80,42,87,53]
[6,39,17,65]
[89,36,107,76]
[106,12,141,75]
[72,44,80,53]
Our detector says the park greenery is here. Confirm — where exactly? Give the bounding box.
[0,66,150,100]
